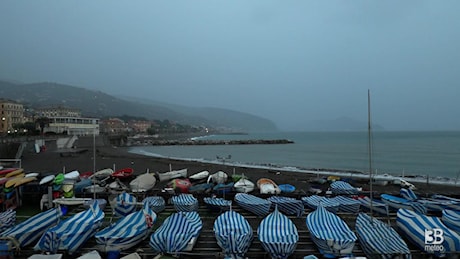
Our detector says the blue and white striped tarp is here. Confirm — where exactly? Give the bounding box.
[442,209,460,233]
[142,196,165,213]
[330,196,361,214]
[234,193,271,216]
[357,196,389,216]
[355,213,411,259]
[0,209,16,233]
[400,188,417,201]
[171,194,199,212]
[213,210,253,258]
[306,205,357,258]
[330,181,359,195]
[381,194,427,214]
[150,211,202,255]
[113,192,137,217]
[397,208,460,257]
[301,195,339,213]
[267,196,304,217]
[0,207,62,248]
[204,197,232,212]
[258,206,299,258]
[95,201,157,252]
[34,201,105,255]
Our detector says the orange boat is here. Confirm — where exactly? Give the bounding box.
[112,168,134,179]
[257,178,281,195]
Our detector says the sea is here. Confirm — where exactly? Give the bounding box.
[128,131,460,180]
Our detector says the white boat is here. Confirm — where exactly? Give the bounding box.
[129,173,157,192]
[158,168,187,182]
[189,170,209,182]
[64,170,79,180]
[257,178,281,194]
[39,175,55,185]
[234,175,255,193]
[90,168,114,180]
[207,171,228,184]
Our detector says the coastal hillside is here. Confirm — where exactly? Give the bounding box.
[0,80,278,132]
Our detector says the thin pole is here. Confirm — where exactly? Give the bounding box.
[93,120,96,199]
[368,89,374,219]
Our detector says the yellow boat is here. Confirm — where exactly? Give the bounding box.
[14,176,37,187]
[5,173,26,188]
[5,168,24,178]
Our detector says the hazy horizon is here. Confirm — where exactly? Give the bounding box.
[1,1,460,131]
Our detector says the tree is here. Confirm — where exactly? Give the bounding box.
[35,117,50,135]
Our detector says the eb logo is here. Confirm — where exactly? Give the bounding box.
[425,229,444,245]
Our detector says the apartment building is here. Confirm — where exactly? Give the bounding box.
[0,99,24,134]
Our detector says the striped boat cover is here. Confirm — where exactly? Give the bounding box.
[95,202,157,252]
[442,209,460,233]
[400,188,417,201]
[234,193,271,216]
[355,213,411,258]
[397,208,460,257]
[258,206,299,258]
[142,196,166,213]
[357,196,389,216]
[381,194,427,214]
[34,201,105,254]
[113,192,137,217]
[149,211,202,254]
[267,196,304,217]
[0,209,16,233]
[171,194,198,212]
[0,207,62,247]
[306,205,357,258]
[214,210,253,258]
[301,195,339,213]
[330,181,359,195]
[204,197,232,212]
[331,196,361,213]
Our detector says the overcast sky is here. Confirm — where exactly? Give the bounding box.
[1,1,459,131]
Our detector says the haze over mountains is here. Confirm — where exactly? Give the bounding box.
[0,80,383,132]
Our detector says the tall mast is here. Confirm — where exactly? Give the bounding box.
[368,89,374,218]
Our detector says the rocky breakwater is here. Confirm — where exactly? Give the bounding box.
[150,139,294,146]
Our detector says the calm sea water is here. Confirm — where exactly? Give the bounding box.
[128,131,460,179]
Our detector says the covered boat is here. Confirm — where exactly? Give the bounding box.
[204,197,232,212]
[442,209,460,233]
[171,194,199,212]
[257,178,281,195]
[301,195,339,213]
[213,182,234,195]
[330,181,359,195]
[278,184,296,193]
[142,196,166,213]
[0,207,62,251]
[356,196,390,216]
[207,171,228,184]
[34,201,105,255]
[397,208,460,257]
[258,206,299,258]
[400,188,460,212]
[213,210,253,258]
[112,168,134,179]
[149,211,202,255]
[95,201,156,255]
[189,183,214,194]
[234,193,271,216]
[355,213,411,258]
[330,196,361,214]
[0,209,16,233]
[381,194,427,214]
[267,196,304,217]
[306,205,357,258]
[233,176,254,193]
[129,172,156,193]
[111,192,138,218]
[188,170,209,182]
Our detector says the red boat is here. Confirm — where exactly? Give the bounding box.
[0,168,19,176]
[79,171,94,179]
[112,168,134,179]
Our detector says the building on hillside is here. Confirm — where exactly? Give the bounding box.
[100,118,130,135]
[0,99,25,135]
[38,106,99,136]
[128,120,151,133]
